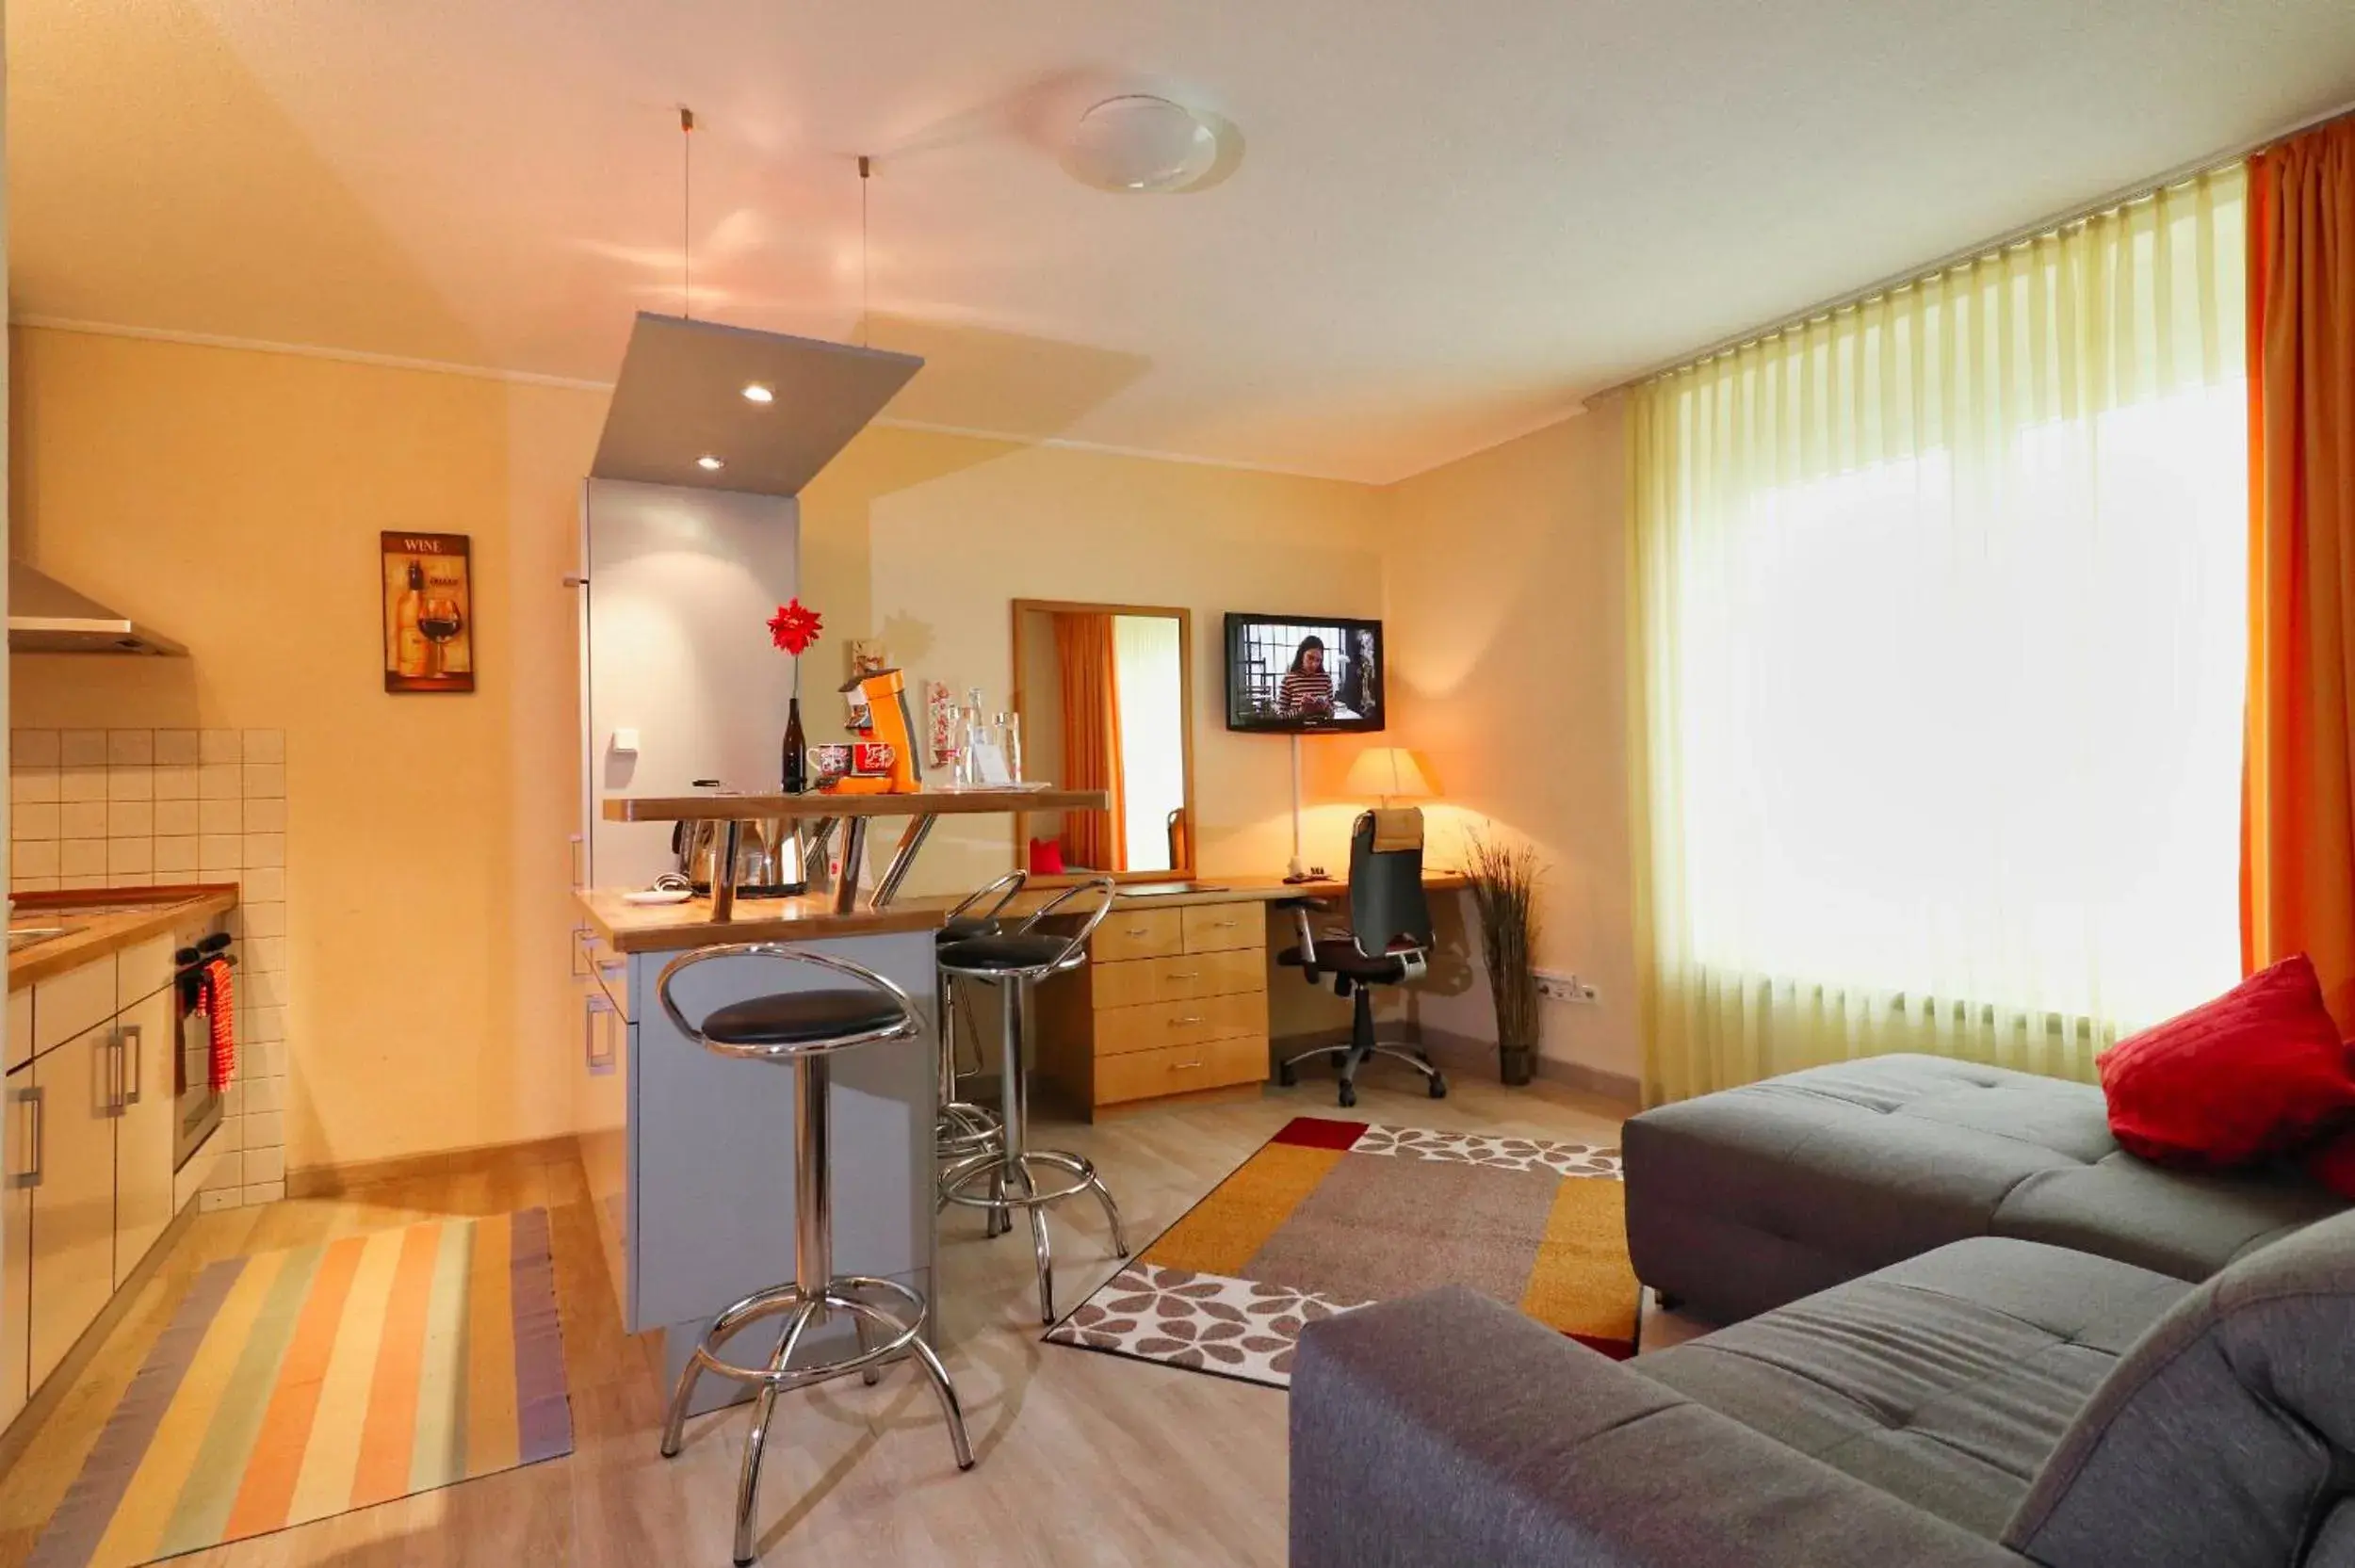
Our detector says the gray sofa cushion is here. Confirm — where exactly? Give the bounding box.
[1626,1055,2346,1322]
[1641,1237,2188,1537]
[2005,1207,2355,1568]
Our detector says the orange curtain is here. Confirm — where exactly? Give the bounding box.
[1053,613,1128,871]
[2243,116,2355,1030]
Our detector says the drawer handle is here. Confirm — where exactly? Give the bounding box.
[1209,920,1239,929]
[1171,1015,1205,1026]
[1170,1059,1205,1071]
[1168,970,1200,980]
[1123,927,1152,936]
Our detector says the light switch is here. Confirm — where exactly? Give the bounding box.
[611,728,642,755]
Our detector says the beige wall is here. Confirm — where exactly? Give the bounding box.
[8,325,1398,1164]
[1381,399,1640,1086]
[9,326,603,1174]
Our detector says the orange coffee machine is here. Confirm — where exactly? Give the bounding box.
[830,667,924,794]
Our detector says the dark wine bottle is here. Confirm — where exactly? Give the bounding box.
[782,696,807,794]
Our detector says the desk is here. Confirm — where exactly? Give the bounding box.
[1027,873,1468,1120]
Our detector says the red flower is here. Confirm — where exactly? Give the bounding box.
[767,599,823,656]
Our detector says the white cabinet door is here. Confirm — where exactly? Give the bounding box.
[2,1064,33,1431]
[113,989,175,1285]
[29,1026,118,1387]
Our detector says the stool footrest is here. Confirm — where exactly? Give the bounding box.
[939,1150,1101,1210]
[685,1277,928,1390]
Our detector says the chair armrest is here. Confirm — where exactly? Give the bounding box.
[1291,1286,2028,1568]
[1275,897,1332,980]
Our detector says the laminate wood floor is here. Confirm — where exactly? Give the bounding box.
[0,1072,1659,1567]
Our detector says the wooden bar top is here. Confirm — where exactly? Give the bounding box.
[9,885,240,991]
[601,787,1109,823]
[577,871,1470,954]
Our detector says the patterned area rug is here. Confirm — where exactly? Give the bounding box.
[30,1211,573,1568]
[1046,1118,1633,1388]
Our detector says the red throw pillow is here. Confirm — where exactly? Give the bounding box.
[2310,1124,2355,1201]
[2097,954,2355,1168]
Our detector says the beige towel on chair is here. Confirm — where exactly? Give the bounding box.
[1370,807,1424,853]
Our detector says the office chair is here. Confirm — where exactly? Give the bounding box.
[1276,809,1448,1108]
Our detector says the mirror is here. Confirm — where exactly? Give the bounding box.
[1011,600,1195,881]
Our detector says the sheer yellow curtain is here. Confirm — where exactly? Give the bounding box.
[1631,165,2249,1105]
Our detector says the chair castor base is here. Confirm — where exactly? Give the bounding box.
[1278,1062,1298,1088]
[1429,1074,1448,1099]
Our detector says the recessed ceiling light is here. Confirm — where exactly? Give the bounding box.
[1066,94,1222,194]
[740,383,773,404]
[696,455,725,471]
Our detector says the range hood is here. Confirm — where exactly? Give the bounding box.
[8,560,187,655]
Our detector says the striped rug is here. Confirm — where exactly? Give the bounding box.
[31,1211,573,1568]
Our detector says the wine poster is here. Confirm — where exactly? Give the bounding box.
[381,531,476,693]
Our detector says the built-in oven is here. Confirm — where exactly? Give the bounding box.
[172,929,234,1171]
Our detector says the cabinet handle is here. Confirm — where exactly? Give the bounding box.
[584,994,617,1075]
[1169,1059,1205,1071]
[120,1024,144,1106]
[571,924,594,978]
[1168,970,1200,980]
[11,1086,41,1188]
[569,832,587,892]
[1123,927,1151,937]
[1171,1015,1205,1026]
[106,1031,127,1117]
[1209,920,1239,929]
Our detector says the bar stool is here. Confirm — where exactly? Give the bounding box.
[654,943,974,1567]
[937,878,1130,1323]
[934,870,1028,1179]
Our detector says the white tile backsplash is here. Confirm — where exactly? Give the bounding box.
[16,725,297,1210]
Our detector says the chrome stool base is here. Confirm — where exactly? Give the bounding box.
[659,1274,974,1566]
[940,1149,1130,1323]
[935,1099,1003,1162]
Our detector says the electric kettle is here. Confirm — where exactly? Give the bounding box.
[671,781,807,897]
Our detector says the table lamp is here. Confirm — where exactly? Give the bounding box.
[1346,747,1437,808]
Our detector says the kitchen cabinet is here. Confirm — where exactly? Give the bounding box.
[2,1065,30,1431]
[7,990,29,1074]
[29,1024,117,1386]
[113,989,175,1286]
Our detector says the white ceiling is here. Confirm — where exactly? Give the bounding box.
[10,0,2355,482]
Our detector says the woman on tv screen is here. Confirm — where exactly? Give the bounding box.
[1277,635,1336,718]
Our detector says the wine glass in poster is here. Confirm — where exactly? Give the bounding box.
[381,531,476,692]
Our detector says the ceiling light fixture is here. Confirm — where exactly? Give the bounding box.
[1065,94,1221,194]
[740,383,773,404]
[696,455,725,471]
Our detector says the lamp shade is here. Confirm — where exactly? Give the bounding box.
[1345,746,1437,801]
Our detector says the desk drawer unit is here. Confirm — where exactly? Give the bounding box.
[1037,898,1270,1119]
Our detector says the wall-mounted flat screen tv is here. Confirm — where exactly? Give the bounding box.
[1225,613,1386,734]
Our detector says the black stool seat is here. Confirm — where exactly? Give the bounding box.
[702,989,908,1047]
[936,915,1001,946]
[938,932,1070,974]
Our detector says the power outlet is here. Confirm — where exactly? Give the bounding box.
[1535,969,1600,1005]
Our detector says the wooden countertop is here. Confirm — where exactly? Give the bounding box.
[577,872,1470,954]
[9,885,240,991]
[601,787,1109,823]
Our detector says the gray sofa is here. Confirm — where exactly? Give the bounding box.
[1291,1053,2355,1567]
[1623,1055,2347,1323]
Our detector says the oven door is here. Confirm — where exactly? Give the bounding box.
[172,961,226,1171]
